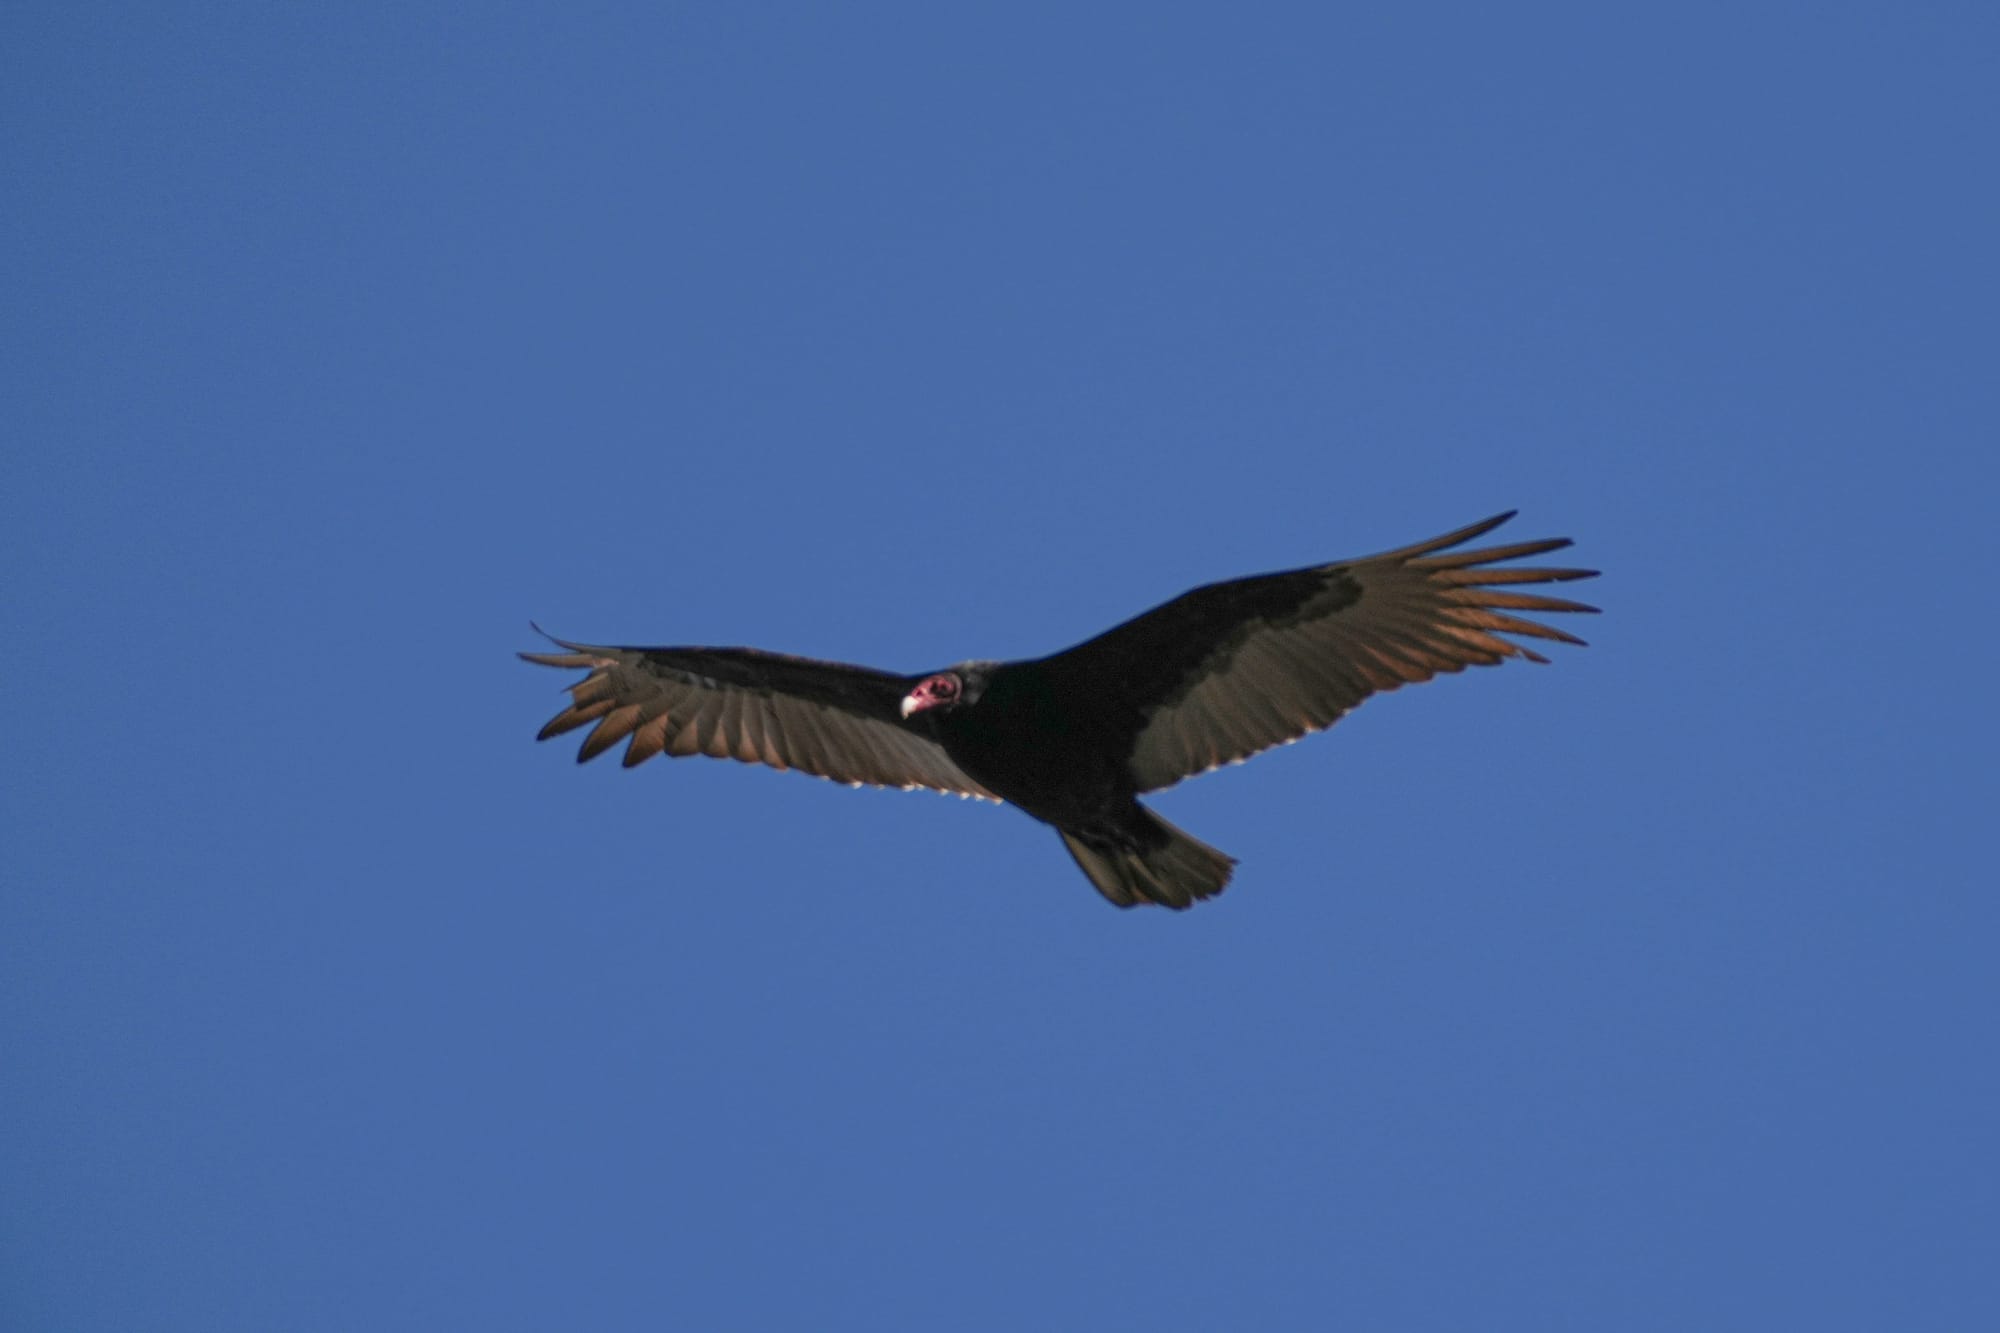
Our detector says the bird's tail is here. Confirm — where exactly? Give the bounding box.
[1058,809,1237,910]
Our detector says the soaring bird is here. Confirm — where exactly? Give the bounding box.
[522,511,1597,909]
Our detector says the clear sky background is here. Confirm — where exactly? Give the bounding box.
[5,4,1995,1329]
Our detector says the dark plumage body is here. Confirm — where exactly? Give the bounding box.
[521,512,1597,909]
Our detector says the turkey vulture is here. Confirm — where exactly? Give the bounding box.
[521,512,1597,909]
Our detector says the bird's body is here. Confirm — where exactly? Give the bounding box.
[522,512,1598,909]
[921,662,1117,823]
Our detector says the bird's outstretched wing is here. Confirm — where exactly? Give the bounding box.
[520,632,997,800]
[1034,512,1600,793]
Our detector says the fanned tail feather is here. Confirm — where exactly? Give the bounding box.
[1059,811,1237,910]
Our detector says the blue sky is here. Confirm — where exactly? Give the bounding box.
[4,3,1995,1328]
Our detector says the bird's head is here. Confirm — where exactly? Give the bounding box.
[899,664,991,719]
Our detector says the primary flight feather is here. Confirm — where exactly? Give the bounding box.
[521,511,1598,909]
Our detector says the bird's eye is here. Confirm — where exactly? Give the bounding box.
[939,676,959,696]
